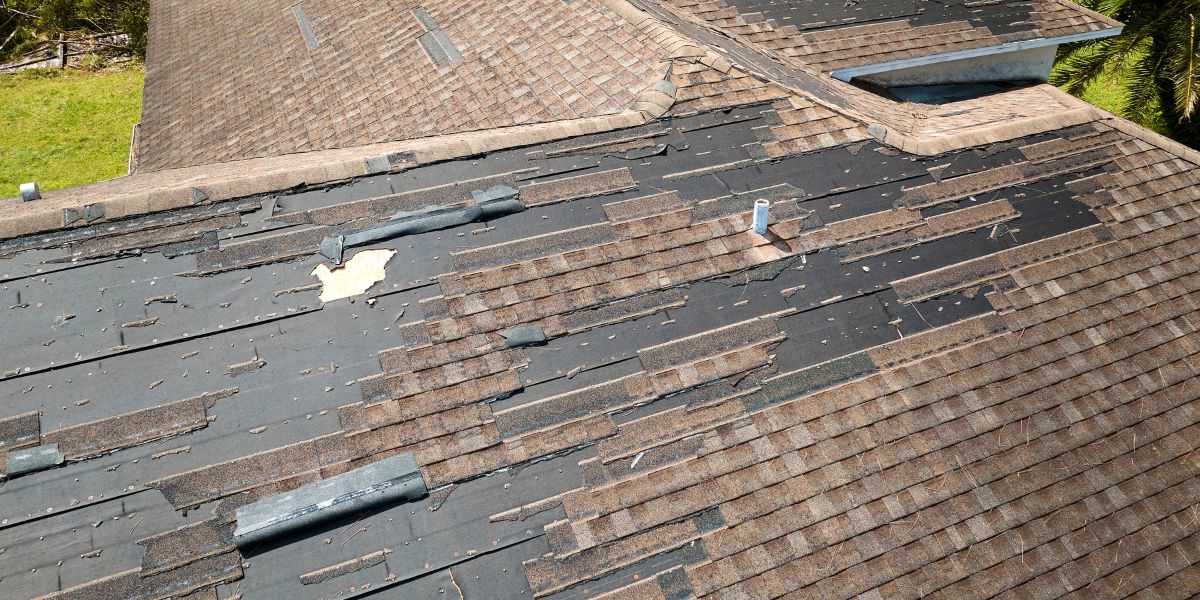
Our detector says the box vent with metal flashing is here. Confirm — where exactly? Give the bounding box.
[412,7,462,67]
[832,29,1122,89]
[233,453,427,547]
[291,2,320,51]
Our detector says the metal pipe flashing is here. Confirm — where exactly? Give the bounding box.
[233,453,427,547]
[752,199,770,235]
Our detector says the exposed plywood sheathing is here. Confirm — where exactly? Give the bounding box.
[310,249,397,303]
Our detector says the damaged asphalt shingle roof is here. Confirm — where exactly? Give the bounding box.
[134,0,668,172]
[2,1,1199,599]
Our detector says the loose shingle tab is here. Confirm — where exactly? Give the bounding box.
[0,411,40,452]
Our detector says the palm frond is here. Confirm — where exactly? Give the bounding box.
[1123,57,1163,122]
[1050,37,1122,94]
[1052,0,1163,93]
[1169,11,1200,118]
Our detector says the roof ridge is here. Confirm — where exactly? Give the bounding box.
[1039,85,1200,167]
[1050,0,1124,29]
[0,84,681,244]
[867,91,1101,156]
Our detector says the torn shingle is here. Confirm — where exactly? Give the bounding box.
[137,519,235,576]
[190,226,332,275]
[519,168,638,207]
[500,326,547,348]
[299,549,391,585]
[42,388,234,460]
[226,357,267,377]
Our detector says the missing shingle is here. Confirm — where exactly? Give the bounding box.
[412,7,462,66]
[659,566,696,600]
[292,2,319,51]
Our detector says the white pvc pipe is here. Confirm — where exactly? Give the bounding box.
[19,182,39,202]
[753,199,770,235]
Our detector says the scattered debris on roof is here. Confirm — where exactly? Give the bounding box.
[2,1,1198,600]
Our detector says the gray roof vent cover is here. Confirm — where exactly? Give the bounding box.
[291,2,320,51]
[412,7,463,67]
[233,452,427,546]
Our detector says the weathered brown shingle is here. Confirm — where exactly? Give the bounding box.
[4,3,1200,599]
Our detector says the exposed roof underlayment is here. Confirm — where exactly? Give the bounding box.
[3,1,1199,600]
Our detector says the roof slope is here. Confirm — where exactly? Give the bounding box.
[659,0,1120,73]
[4,103,1200,600]
[136,0,668,171]
[3,1,1200,600]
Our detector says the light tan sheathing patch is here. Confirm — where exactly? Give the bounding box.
[311,249,396,303]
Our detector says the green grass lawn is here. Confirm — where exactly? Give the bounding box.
[1074,69,1127,114]
[0,65,144,195]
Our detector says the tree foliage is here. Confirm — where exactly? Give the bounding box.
[1,0,149,62]
[1052,0,1200,147]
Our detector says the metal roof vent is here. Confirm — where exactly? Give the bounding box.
[233,452,426,546]
[19,182,40,202]
[291,2,320,51]
[412,7,462,67]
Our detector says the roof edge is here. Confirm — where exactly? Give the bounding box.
[830,27,1123,82]
[1040,84,1200,166]
[1054,0,1125,29]
[866,102,1099,156]
[0,111,650,241]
